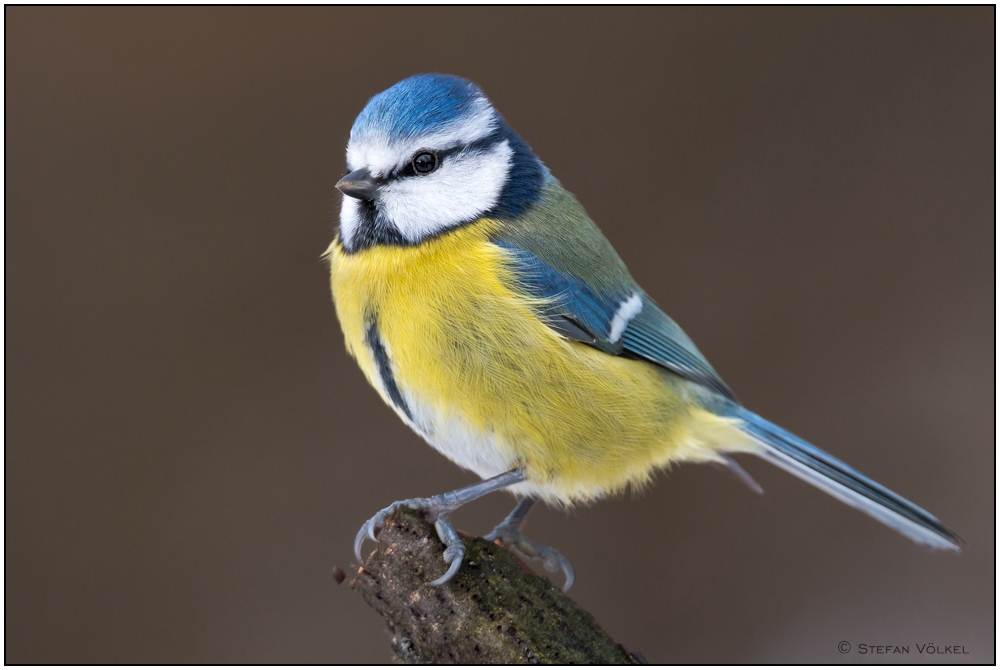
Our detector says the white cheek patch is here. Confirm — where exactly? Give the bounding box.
[339,196,362,247]
[608,293,643,342]
[379,140,513,242]
[347,97,497,177]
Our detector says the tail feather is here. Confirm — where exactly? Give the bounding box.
[726,404,961,551]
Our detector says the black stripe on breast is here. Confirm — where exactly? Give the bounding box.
[365,321,413,421]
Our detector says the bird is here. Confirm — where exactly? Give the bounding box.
[326,73,960,591]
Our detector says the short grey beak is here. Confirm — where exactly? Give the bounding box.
[336,167,380,201]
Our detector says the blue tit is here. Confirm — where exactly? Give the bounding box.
[327,73,960,590]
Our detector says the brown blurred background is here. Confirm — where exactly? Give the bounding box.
[5,7,993,663]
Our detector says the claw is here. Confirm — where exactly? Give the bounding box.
[428,553,464,586]
[354,524,367,562]
[425,516,467,586]
[354,503,399,562]
[488,520,575,591]
[524,543,575,592]
[557,556,575,592]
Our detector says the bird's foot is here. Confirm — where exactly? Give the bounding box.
[486,521,575,592]
[354,494,466,587]
[353,470,526,588]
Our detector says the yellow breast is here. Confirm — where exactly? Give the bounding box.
[327,219,752,503]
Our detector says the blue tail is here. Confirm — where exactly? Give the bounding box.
[724,403,961,551]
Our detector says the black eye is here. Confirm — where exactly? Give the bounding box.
[412,151,438,175]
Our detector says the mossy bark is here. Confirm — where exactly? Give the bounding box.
[350,507,642,664]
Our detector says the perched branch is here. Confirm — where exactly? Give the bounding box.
[347,507,643,664]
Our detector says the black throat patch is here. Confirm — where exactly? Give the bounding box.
[343,199,408,253]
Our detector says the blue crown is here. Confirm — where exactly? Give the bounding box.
[351,73,486,143]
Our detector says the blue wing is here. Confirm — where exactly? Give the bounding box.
[496,240,738,402]
[621,300,737,401]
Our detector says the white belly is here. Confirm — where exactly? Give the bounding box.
[387,390,552,498]
[402,394,515,479]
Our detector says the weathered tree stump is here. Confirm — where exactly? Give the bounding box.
[348,508,643,664]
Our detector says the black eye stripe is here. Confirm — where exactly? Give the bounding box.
[438,133,499,159]
[388,132,503,180]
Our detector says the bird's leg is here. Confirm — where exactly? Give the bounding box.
[354,469,525,587]
[485,497,575,592]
